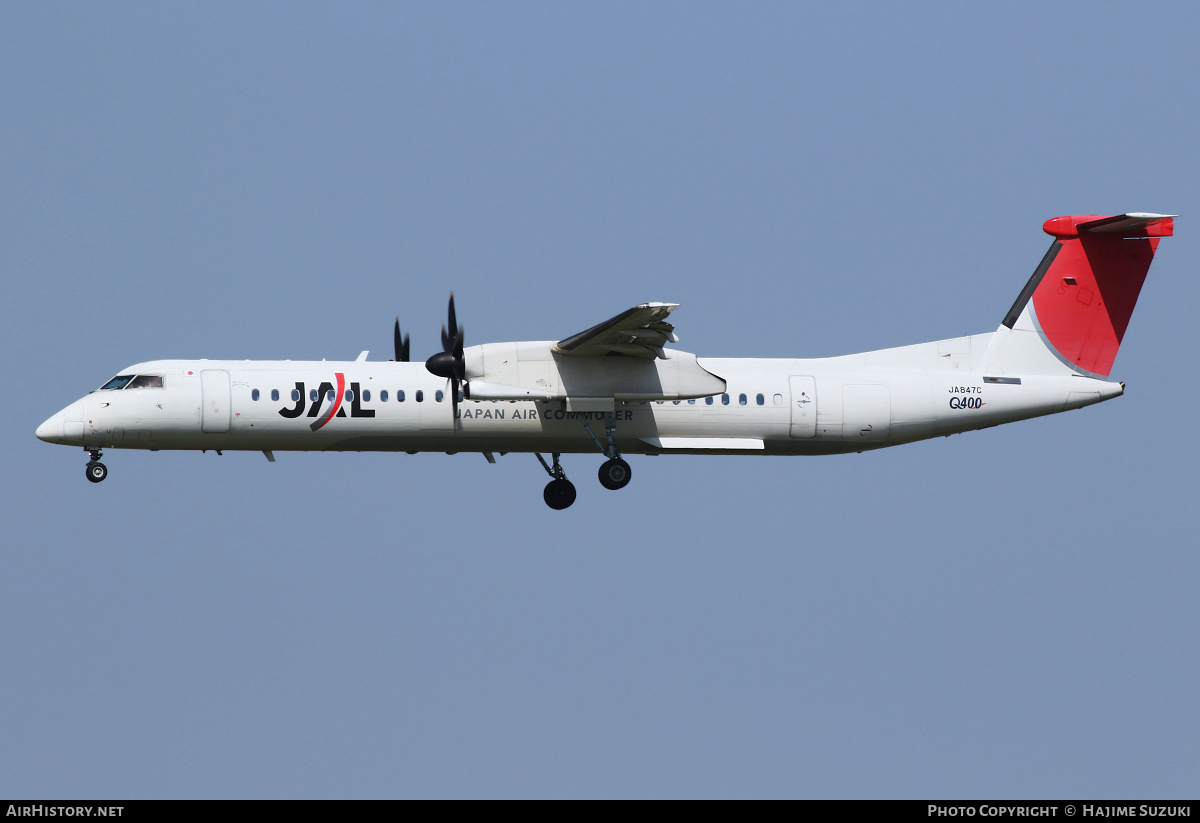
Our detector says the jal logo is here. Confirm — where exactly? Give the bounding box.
[277,373,376,431]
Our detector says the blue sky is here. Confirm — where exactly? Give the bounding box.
[3,2,1198,798]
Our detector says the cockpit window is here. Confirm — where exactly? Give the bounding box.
[127,375,164,389]
[100,375,135,390]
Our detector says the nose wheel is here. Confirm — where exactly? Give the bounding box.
[85,449,107,483]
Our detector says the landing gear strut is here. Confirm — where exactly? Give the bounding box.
[536,452,576,510]
[85,449,107,483]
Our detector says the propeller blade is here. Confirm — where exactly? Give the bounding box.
[440,295,463,353]
[393,318,410,362]
[453,327,465,378]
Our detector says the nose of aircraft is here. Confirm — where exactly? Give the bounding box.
[35,413,62,443]
[36,401,85,445]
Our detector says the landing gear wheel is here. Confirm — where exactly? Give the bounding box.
[544,478,577,510]
[86,461,108,483]
[598,458,631,490]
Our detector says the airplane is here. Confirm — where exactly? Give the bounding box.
[36,212,1174,509]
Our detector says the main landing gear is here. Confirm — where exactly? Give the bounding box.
[534,410,635,509]
[536,453,577,510]
[584,411,632,491]
[598,458,631,490]
[85,449,107,483]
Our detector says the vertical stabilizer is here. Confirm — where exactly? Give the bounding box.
[981,213,1173,378]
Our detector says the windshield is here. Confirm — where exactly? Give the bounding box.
[99,375,135,390]
[127,375,163,389]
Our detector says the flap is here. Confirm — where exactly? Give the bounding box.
[554,303,679,359]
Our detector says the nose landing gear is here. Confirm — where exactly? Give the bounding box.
[85,449,107,483]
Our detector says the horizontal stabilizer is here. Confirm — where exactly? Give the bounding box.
[1043,213,1175,239]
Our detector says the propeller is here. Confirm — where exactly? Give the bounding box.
[440,292,460,354]
[393,318,410,362]
[425,292,465,417]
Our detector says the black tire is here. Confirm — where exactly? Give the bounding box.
[598,458,631,490]
[543,478,577,510]
[86,461,108,483]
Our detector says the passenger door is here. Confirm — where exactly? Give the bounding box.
[201,370,231,433]
[789,375,817,438]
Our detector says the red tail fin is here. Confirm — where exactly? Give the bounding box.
[1020,213,1173,377]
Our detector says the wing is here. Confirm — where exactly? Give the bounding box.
[553,302,680,359]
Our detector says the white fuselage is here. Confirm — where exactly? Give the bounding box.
[37,212,1168,507]
[36,332,1123,459]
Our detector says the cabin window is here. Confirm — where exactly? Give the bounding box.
[380,390,389,402]
[310,389,319,402]
[127,375,164,389]
[397,390,405,402]
[705,396,714,405]
[100,375,135,390]
[345,390,354,402]
[739,394,748,406]
[416,390,424,403]
[756,393,765,406]
[327,390,335,402]
[362,390,371,402]
[251,389,260,401]
[672,400,680,405]
[688,399,696,405]
[271,389,280,402]
[435,390,444,402]
[292,389,301,402]
[773,393,784,406]
[721,394,730,406]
